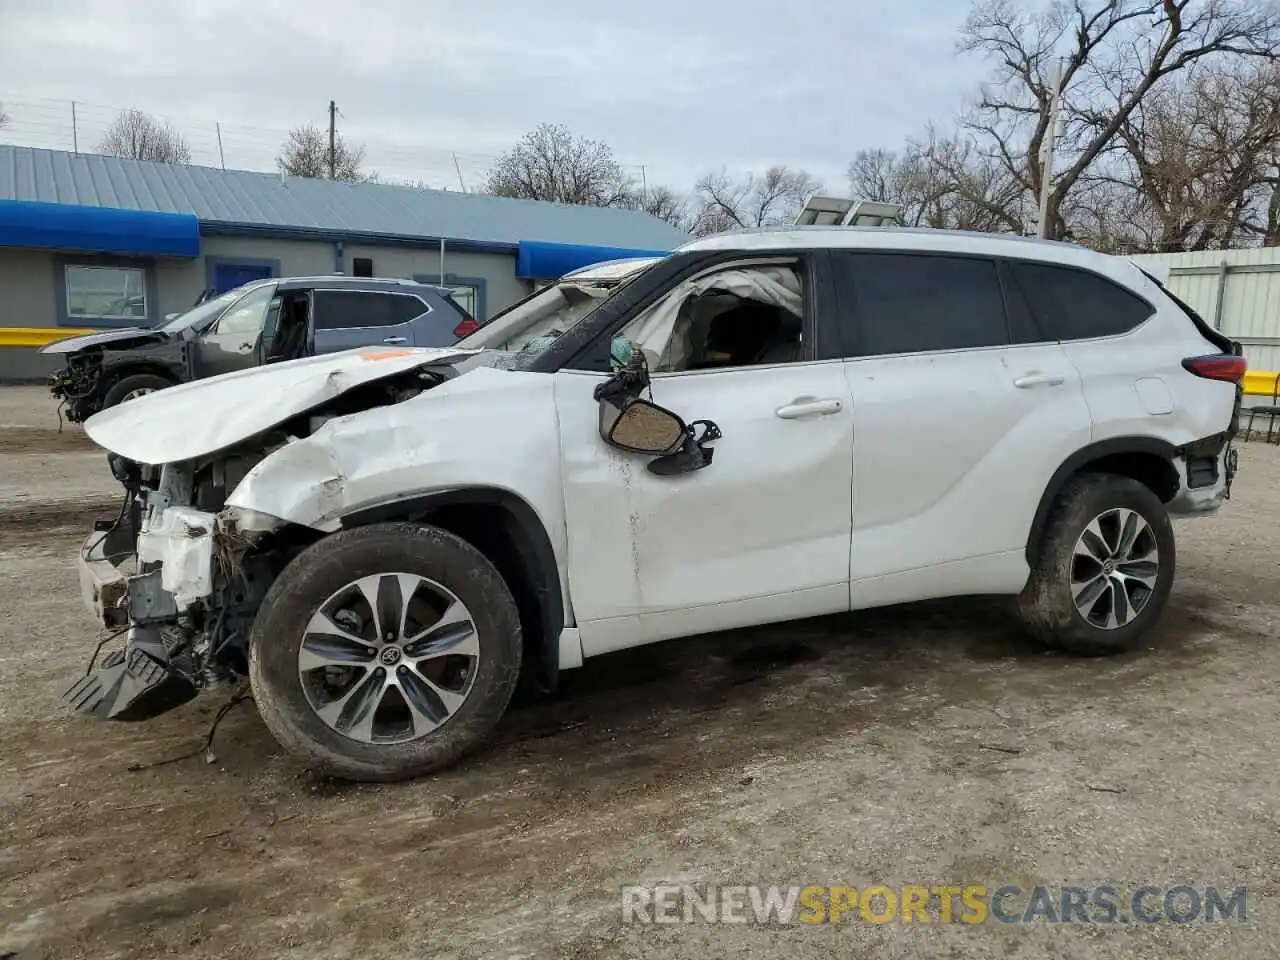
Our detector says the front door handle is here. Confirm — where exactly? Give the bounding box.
[382,336,408,344]
[1013,372,1065,389]
[775,396,843,419]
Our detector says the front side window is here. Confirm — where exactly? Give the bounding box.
[312,291,429,330]
[208,284,277,337]
[1010,261,1155,341]
[617,262,807,373]
[64,265,147,322]
[833,252,1008,357]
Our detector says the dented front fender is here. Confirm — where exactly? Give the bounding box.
[223,367,571,546]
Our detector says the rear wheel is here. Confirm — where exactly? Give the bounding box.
[101,373,172,408]
[1017,472,1175,656]
[249,522,522,781]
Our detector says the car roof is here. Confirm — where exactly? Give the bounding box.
[273,275,447,294]
[677,225,1149,290]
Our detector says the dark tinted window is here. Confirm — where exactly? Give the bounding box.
[1010,262,1154,341]
[834,253,1008,356]
[312,291,428,330]
[999,264,1049,344]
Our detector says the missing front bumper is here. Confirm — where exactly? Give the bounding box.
[64,628,198,721]
[70,510,213,723]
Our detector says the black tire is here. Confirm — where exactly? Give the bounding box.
[248,522,522,782]
[101,373,172,409]
[1017,472,1175,656]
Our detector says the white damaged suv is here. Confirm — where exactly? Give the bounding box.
[68,227,1245,781]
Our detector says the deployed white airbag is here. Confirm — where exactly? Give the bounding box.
[624,267,803,370]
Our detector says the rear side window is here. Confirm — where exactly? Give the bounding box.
[833,252,1008,356]
[1010,262,1154,341]
[312,291,429,330]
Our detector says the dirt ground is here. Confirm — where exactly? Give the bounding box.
[2,383,1279,959]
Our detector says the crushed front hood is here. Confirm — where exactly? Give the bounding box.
[83,346,481,464]
[41,327,168,355]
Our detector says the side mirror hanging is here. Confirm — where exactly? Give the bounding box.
[602,398,687,456]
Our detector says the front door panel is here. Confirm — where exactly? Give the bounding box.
[193,285,277,379]
[555,361,855,654]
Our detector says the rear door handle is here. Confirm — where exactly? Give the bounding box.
[382,336,408,344]
[775,396,843,419]
[1013,372,1065,389]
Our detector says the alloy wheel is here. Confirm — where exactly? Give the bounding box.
[1070,508,1160,630]
[297,573,479,743]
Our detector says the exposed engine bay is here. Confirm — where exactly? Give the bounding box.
[67,364,449,723]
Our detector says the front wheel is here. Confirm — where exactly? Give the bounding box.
[249,522,523,781]
[1017,472,1175,656]
[101,372,172,408]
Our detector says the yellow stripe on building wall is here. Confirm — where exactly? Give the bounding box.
[0,327,99,348]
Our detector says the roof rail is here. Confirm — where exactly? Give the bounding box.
[794,193,904,228]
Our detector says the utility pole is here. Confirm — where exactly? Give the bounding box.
[328,100,337,180]
[1036,57,1066,239]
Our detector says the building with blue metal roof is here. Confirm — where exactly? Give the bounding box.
[0,144,686,376]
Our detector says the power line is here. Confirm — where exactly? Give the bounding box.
[0,92,654,192]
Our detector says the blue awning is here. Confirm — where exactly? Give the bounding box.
[0,199,200,258]
[516,239,672,280]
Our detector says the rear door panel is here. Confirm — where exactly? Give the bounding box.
[829,251,1094,604]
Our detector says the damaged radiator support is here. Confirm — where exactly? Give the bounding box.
[65,467,272,723]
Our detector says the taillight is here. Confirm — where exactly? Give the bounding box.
[453,317,481,338]
[1182,353,1248,383]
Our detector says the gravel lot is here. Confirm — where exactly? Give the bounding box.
[1,383,1278,959]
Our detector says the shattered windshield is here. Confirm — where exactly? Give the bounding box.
[466,277,639,370]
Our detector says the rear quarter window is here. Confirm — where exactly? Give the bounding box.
[1009,261,1154,341]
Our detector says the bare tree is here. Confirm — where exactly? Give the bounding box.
[690,166,822,236]
[960,0,1280,239]
[0,103,9,129]
[277,124,367,182]
[849,130,1028,232]
[98,108,191,164]
[1099,61,1280,251]
[486,123,636,206]
[627,185,692,231]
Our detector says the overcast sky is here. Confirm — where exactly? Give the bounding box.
[0,0,988,192]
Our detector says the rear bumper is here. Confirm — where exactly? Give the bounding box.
[1168,443,1235,516]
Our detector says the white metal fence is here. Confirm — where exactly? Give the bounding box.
[1130,248,1280,375]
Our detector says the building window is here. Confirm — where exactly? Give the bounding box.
[352,257,374,277]
[64,265,148,322]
